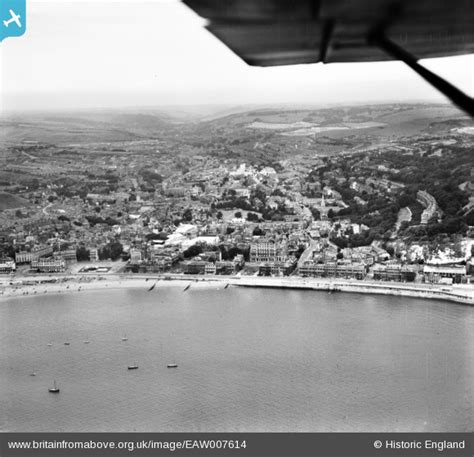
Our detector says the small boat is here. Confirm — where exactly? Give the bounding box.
[48,380,60,393]
[148,283,156,291]
[127,364,139,370]
[47,343,52,347]
[121,335,128,342]
[183,284,191,292]
[30,371,37,377]
[64,342,70,346]
[167,363,178,368]
[224,283,229,289]
[83,340,90,344]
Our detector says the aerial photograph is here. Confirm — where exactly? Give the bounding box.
[0,0,473,452]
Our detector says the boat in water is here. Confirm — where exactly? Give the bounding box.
[183,284,191,292]
[167,363,178,368]
[121,335,128,342]
[48,380,60,393]
[127,364,139,370]
[64,342,70,346]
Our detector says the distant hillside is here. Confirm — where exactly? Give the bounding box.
[0,193,30,211]
[202,103,467,138]
[0,111,174,146]
[0,103,468,147]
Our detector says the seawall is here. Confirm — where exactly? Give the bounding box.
[227,277,474,306]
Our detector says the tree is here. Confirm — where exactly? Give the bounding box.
[295,245,306,259]
[183,208,193,222]
[109,241,124,260]
[98,246,110,260]
[331,237,348,249]
[183,244,202,259]
[216,211,223,220]
[76,246,90,261]
[146,232,168,241]
[252,226,264,236]
[310,208,321,220]
[465,211,474,226]
[99,241,123,261]
[234,211,242,219]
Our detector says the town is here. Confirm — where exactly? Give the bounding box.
[0,104,473,289]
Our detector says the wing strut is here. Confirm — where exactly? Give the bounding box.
[369,32,474,117]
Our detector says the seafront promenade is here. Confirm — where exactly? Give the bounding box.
[230,276,474,305]
[1,273,473,305]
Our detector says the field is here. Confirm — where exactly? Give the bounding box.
[0,192,31,211]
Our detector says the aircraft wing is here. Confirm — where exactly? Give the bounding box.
[182,0,474,66]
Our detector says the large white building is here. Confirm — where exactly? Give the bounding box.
[0,258,15,273]
[250,242,288,263]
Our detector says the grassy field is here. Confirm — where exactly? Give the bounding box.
[0,192,31,211]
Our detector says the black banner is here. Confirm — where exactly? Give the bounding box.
[0,433,472,457]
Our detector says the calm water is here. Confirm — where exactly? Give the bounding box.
[1,286,473,432]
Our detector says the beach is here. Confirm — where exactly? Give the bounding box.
[1,273,473,305]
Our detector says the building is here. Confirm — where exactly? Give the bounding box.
[15,251,35,264]
[213,260,234,275]
[89,248,99,262]
[15,245,53,264]
[0,257,15,273]
[423,265,467,283]
[129,249,143,265]
[299,261,366,279]
[31,258,66,273]
[138,259,171,273]
[373,265,417,282]
[250,242,288,263]
[205,263,217,275]
[182,260,207,275]
[259,259,296,276]
[59,249,77,263]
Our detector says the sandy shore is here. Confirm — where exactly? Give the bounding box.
[0,274,227,300]
[0,273,473,305]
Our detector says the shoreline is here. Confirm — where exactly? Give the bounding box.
[232,276,474,306]
[1,273,473,305]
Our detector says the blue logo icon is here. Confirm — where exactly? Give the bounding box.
[1,0,26,42]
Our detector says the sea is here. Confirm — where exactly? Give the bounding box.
[1,286,473,432]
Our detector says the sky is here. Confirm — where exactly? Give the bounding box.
[0,0,473,111]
